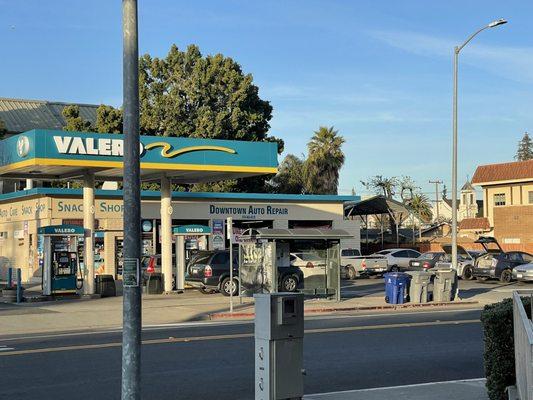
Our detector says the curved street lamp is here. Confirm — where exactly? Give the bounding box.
[451,19,507,271]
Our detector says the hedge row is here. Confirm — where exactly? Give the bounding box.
[480,296,532,400]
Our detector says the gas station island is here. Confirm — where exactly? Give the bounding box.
[0,129,360,295]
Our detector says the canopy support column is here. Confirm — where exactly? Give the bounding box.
[83,172,95,295]
[161,175,173,292]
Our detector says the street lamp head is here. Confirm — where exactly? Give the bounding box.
[487,19,508,28]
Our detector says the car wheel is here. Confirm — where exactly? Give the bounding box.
[221,277,238,297]
[461,266,474,280]
[499,269,513,283]
[281,275,298,292]
[390,265,399,272]
[476,276,489,282]
[347,266,356,280]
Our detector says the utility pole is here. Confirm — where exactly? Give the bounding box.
[429,180,443,222]
[121,1,141,399]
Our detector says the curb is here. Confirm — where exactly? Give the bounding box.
[209,300,479,320]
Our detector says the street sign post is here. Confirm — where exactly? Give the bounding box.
[227,217,233,313]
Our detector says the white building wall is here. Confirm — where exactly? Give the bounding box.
[273,219,288,229]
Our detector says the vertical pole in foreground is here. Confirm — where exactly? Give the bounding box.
[122,1,141,399]
[451,47,459,272]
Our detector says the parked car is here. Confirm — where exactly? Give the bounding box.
[467,250,486,260]
[513,263,533,282]
[434,245,477,280]
[185,250,304,296]
[472,237,533,283]
[141,254,176,288]
[406,252,445,272]
[371,249,421,272]
[339,248,389,279]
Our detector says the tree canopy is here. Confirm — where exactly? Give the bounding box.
[268,154,305,194]
[516,132,533,161]
[304,126,345,194]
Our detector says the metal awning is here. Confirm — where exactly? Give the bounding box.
[241,228,352,240]
[344,195,411,217]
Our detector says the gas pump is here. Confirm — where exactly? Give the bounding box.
[38,225,85,296]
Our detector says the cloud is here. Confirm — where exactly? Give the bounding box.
[367,29,533,84]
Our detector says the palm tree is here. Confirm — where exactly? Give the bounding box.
[304,126,345,194]
[407,194,433,240]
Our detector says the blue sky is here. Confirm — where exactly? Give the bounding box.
[1,0,532,197]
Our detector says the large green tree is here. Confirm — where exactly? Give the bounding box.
[62,105,92,132]
[0,118,6,139]
[268,154,305,194]
[304,126,345,194]
[138,44,274,142]
[516,132,533,161]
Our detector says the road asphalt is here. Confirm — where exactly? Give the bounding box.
[0,309,484,400]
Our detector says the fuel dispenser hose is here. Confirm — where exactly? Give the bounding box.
[77,263,84,290]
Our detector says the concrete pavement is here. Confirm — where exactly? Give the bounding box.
[0,278,528,336]
[305,379,488,400]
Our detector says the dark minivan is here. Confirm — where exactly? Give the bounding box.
[185,250,304,296]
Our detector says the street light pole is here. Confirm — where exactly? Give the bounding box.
[122,0,141,399]
[451,19,507,271]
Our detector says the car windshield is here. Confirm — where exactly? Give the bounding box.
[376,250,391,255]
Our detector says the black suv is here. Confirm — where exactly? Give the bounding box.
[472,236,533,283]
[185,250,304,296]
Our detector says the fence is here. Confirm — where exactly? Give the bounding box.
[514,291,533,400]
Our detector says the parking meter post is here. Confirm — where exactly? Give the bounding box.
[16,268,22,303]
[254,293,304,400]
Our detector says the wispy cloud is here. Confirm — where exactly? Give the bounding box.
[367,29,533,84]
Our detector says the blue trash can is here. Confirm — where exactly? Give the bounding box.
[384,272,412,304]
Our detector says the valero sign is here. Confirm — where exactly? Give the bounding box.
[173,225,211,235]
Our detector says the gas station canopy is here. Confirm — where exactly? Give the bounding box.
[0,129,279,182]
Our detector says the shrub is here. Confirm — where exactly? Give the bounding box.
[480,296,531,400]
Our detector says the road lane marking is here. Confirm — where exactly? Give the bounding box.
[0,319,479,357]
[0,345,15,352]
[305,378,486,397]
[0,308,481,342]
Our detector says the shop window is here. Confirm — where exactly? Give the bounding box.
[494,193,506,206]
[529,191,533,204]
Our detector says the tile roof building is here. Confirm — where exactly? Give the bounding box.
[472,159,533,245]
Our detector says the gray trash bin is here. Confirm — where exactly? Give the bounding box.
[433,269,458,302]
[406,271,433,303]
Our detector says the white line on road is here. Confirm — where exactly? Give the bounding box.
[0,345,15,351]
[305,378,486,397]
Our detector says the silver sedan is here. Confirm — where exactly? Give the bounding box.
[513,263,533,282]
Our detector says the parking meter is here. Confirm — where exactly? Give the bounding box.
[254,293,304,400]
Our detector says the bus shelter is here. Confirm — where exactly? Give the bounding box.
[238,228,352,301]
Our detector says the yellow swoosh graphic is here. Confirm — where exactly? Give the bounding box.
[144,142,236,158]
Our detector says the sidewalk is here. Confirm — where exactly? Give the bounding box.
[0,279,520,336]
[304,379,488,400]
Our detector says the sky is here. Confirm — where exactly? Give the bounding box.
[1,0,533,198]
